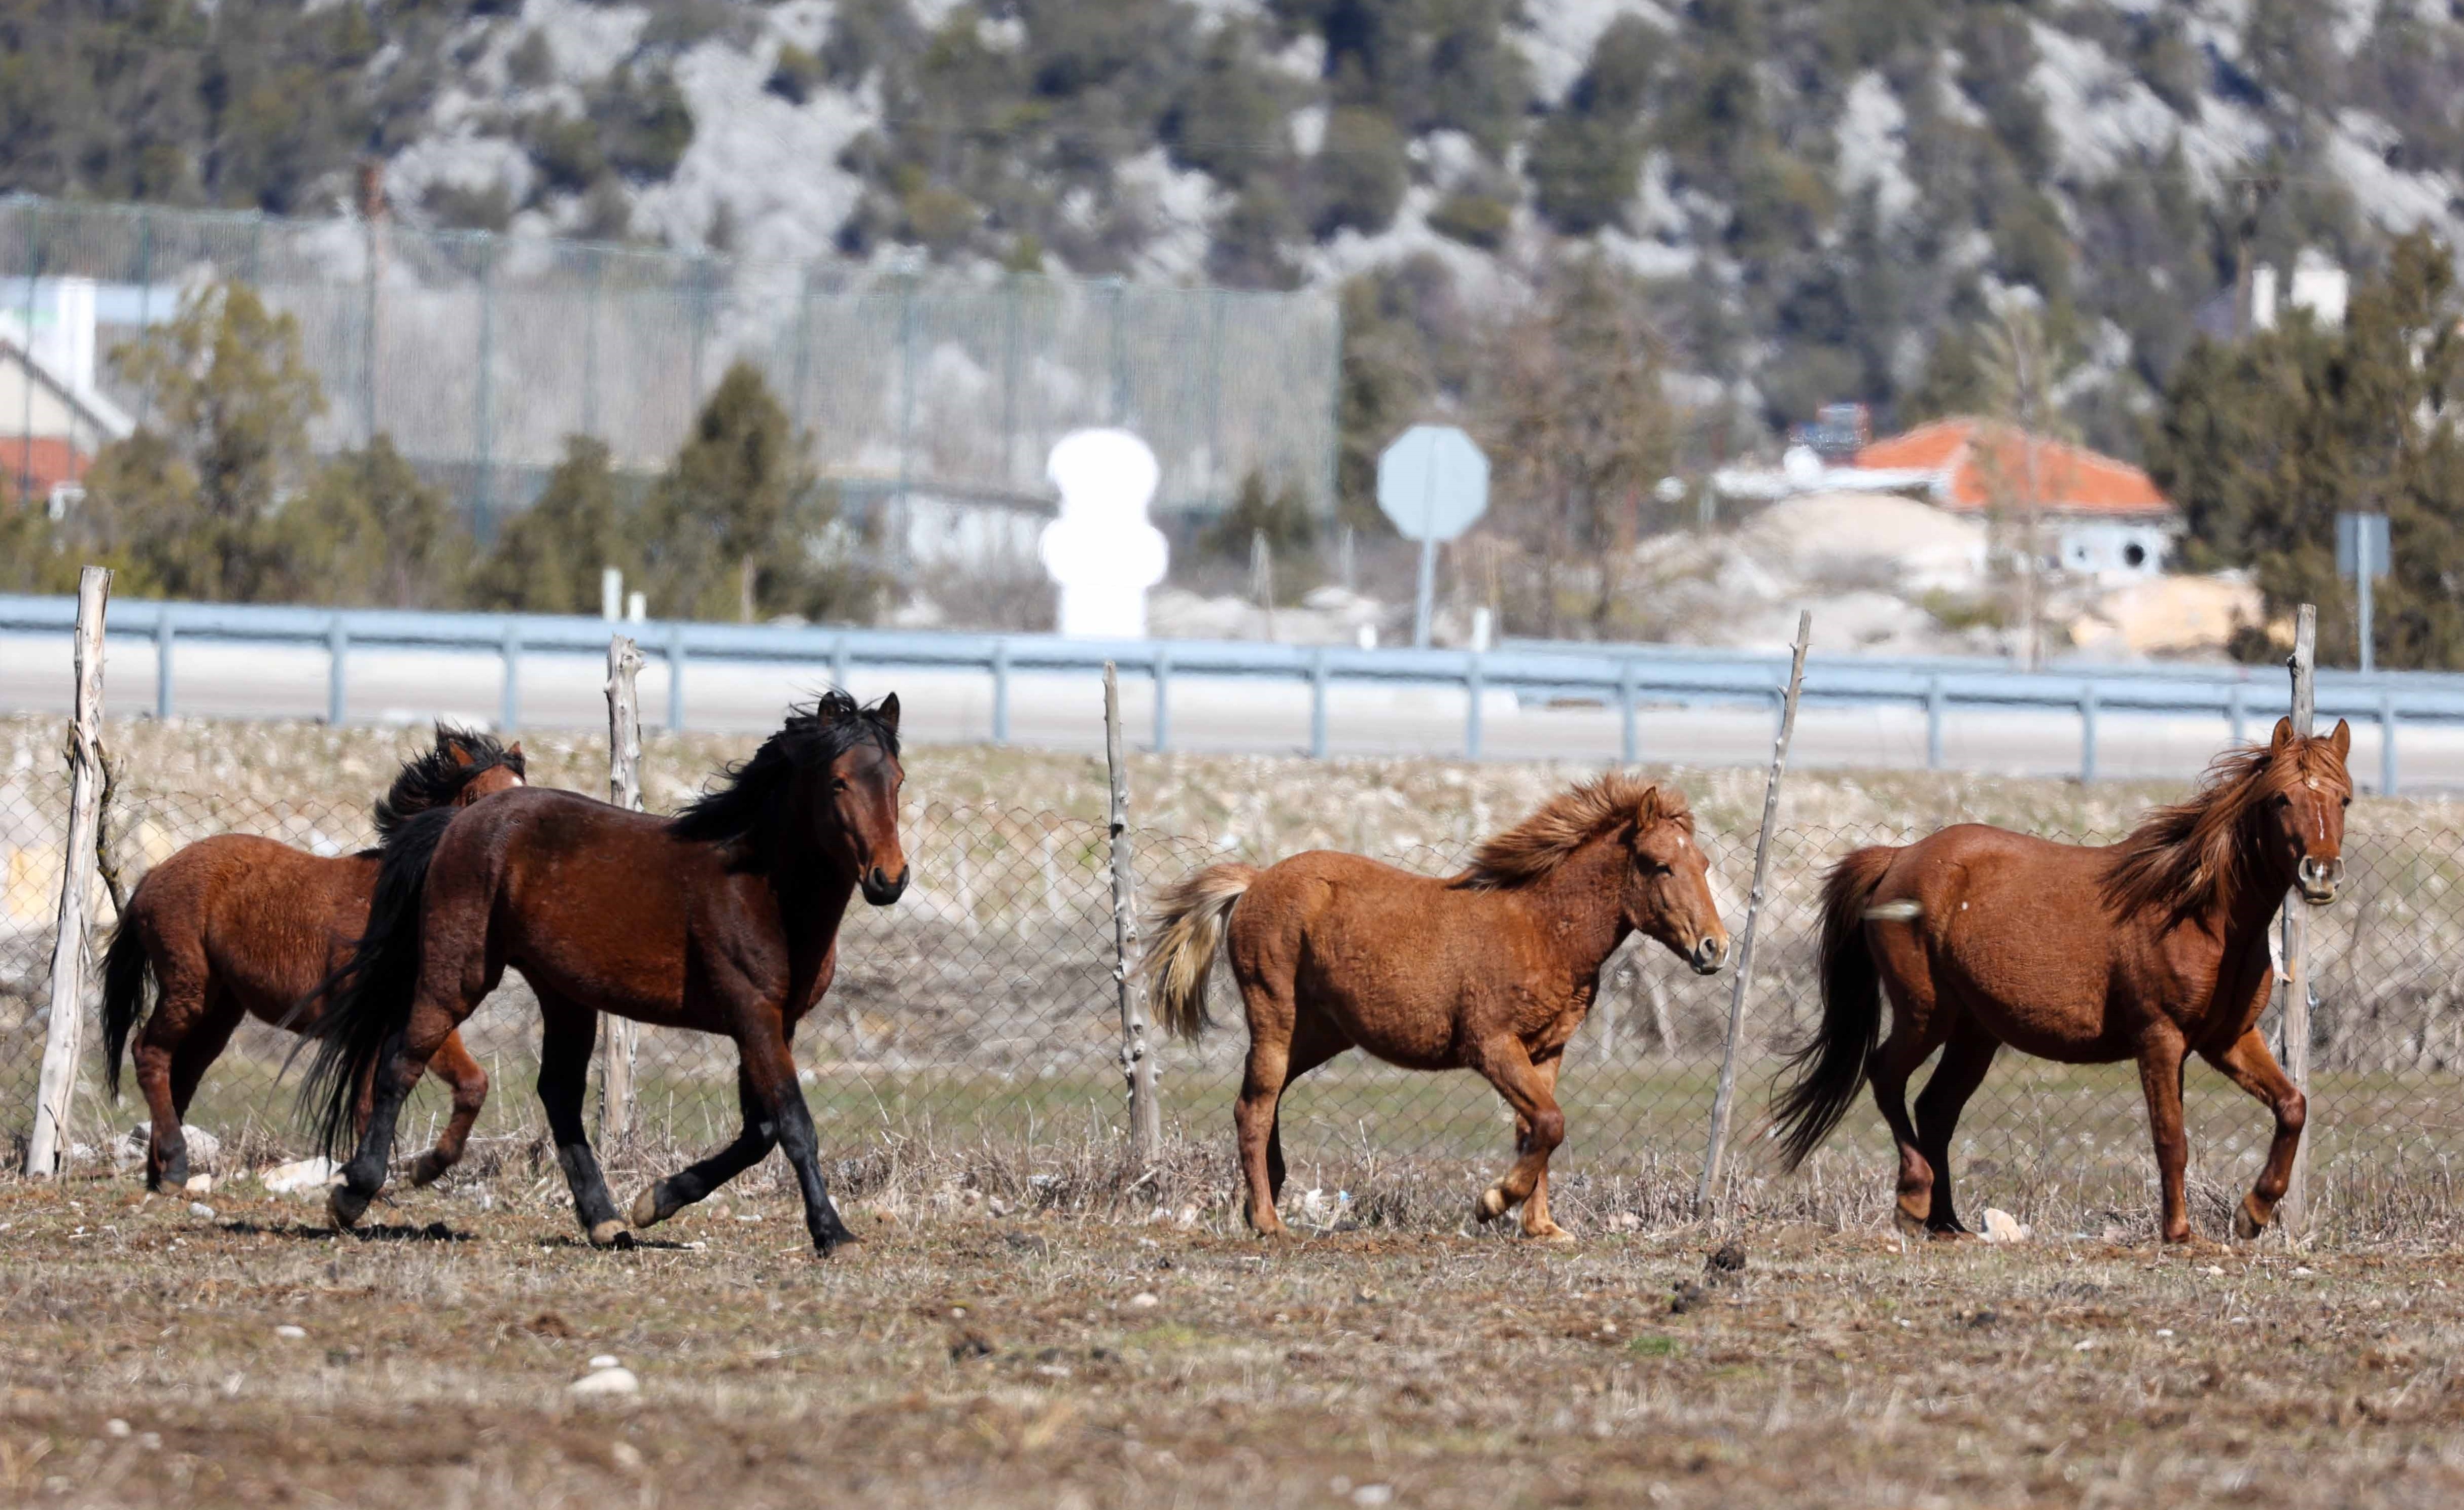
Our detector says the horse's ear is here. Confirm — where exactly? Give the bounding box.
[443,736,475,768]
[876,692,900,735]
[2270,716,2295,752]
[2328,719,2352,758]
[506,740,525,769]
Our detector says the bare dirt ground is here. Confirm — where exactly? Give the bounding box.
[6,1152,2464,1510]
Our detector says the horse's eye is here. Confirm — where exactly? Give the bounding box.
[2341,796,2352,808]
[832,777,850,793]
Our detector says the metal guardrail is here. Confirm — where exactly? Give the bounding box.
[1,594,2455,790]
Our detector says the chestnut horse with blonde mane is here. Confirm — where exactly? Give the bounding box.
[1144,774,1729,1241]
[1773,718,2353,1245]
[99,726,525,1190]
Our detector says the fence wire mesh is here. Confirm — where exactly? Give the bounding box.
[0,194,1340,529]
[5,719,2463,1230]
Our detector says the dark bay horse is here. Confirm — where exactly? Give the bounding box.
[1143,774,1728,1240]
[99,727,525,1190]
[1773,718,2353,1245]
[306,693,908,1255]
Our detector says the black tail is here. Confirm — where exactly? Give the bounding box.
[100,904,154,1100]
[299,805,456,1158]
[1769,846,1900,1170]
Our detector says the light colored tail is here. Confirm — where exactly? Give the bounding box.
[1141,863,1257,1041]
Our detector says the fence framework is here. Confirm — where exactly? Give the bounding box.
[0,193,1342,531]
[10,611,2464,1235]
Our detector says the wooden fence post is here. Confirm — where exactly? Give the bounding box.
[1104,663,1162,1160]
[600,635,643,1145]
[1696,609,1813,1216]
[26,567,111,1176]
[2279,604,2316,1235]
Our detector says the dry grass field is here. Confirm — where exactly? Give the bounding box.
[5,1144,2464,1510]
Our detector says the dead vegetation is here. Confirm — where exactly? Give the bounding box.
[6,1145,2464,1509]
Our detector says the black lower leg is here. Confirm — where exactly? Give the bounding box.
[768,1084,852,1255]
[633,1073,776,1227]
[333,1032,410,1224]
[537,1013,624,1244]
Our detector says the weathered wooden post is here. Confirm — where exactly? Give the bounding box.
[1696,609,1813,1216]
[26,567,111,1176]
[1104,662,1162,1160]
[2279,604,2316,1234]
[600,635,644,1145]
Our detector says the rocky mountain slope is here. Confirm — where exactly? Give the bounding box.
[8,0,2463,458]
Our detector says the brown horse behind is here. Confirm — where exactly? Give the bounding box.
[100,727,525,1189]
[1773,718,2353,1245]
[1144,774,1729,1240]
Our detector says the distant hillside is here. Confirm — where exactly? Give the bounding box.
[6,0,2461,462]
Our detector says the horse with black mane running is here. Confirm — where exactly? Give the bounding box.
[100,725,524,1190]
[305,692,907,1256]
[1771,717,2352,1246]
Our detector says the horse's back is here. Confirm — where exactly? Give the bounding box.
[131,832,373,1017]
[1872,823,2128,1059]
[1226,849,1515,1069]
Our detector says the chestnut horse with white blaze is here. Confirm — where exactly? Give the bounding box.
[99,726,524,1190]
[1143,774,1729,1240]
[1772,718,2352,1245]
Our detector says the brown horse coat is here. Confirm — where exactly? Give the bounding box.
[1773,718,2353,1244]
[307,693,907,1256]
[1146,774,1729,1239]
[100,728,524,1189]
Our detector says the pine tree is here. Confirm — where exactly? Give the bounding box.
[469,436,634,614]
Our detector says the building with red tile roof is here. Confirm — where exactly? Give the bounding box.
[1852,416,2174,520]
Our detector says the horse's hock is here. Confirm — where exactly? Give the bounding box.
[9,719,2464,1233]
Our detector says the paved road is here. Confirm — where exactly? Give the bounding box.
[3,632,2455,789]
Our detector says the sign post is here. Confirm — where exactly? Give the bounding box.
[2336,512,2389,675]
[1377,425,1489,648]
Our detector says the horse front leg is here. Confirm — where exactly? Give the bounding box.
[1467,1036,1571,1243]
[631,1068,778,1228]
[536,997,628,1247]
[2134,1028,2194,1244]
[2199,1029,2306,1240]
[332,973,490,1228]
[1514,1051,1569,1241]
[737,1017,855,1257]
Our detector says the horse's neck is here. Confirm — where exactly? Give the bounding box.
[1519,840,1633,974]
[772,842,858,995]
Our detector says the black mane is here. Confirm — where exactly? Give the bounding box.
[372,725,526,839]
[668,692,901,870]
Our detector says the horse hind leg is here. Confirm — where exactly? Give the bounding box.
[407,1030,489,1187]
[132,961,224,1190]
[632,1068,778,1228]
[2200,1029,2305,1241]
[1264,1010,1350,1215]
[536,996,629,1248]
[1911,1018,1999,1238]
[1867,998,1951,1238]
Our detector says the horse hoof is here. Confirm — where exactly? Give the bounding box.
[813,1228,861,1259]
[407,1152,450,1188]
[329,1186,371,1230]
[2233,1201,2267,1241]
[1522,1223,1576,1244]
[630,1184,671,1230]
[587,1220,631,1249]
[1892,1206,1929,1238]
[1475,1188,1509,1223]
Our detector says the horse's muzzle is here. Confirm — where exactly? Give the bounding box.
[2297,855,2343,905]
[862,866,910,906]
[1689,935,1729,976]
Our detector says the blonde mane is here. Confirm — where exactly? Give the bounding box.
[2101,734,2351,919]
[1454,773,1691,890]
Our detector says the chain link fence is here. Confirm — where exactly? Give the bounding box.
[0,194,1340,533]
[6,717,2464,1230]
